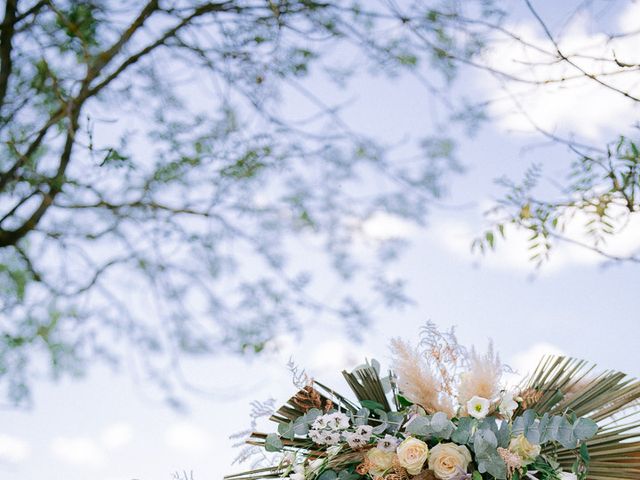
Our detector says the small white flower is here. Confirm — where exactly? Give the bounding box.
[377,434,399,452]
[327,412,350,430]
[312,415,329,430]
[309,429,325,445]
[343,432,367,449]
[467,395,491,419]
[499,391,519,419]
[355,424,373,440]
[322,431,341,446]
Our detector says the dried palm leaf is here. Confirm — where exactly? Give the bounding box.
[520,356,640,479]
[342,363,391,411]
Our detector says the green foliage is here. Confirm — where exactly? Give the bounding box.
[476,136,640,266]
[56,1,100,50]
[264,433,283,452]
[512,410,598,449]
[0,0,503,406]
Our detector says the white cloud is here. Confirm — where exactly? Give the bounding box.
[0,434,31,464]
[164,422,213,454]
[618,1,640,33]
[512,342,566,377]
[51,436,105,467]
[308,339,368,373]
[479,6,640,141]
[504,342,566,387]
[100,422,133,450]
[431,206,640,273]
[361,212,415,240]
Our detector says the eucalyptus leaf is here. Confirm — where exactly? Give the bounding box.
[451,417,475,444]
[265,433,283,452]
[573,418,598,441]
[318,470,337,480]
[405,415,432,436]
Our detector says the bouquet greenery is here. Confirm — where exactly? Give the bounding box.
[225,325,640,480]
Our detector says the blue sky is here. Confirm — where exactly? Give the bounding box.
[1,1,640,479]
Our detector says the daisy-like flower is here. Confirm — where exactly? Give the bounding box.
[466,395,491,419]
[309,429,325,445]
[344,432,367,449]
[327,412,350,430]
[322,431,341,446]
[377,434,399,452]
[312,415,329,430]
[355,424,373,440]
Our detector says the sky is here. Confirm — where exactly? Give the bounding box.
[2,1,640,479]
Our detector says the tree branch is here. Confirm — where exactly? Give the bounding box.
[0,104,80,247]
[0,0,17,113]
[524,0,640,102]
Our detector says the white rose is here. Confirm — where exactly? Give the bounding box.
[428,443,472,480]
[366,448,396,477]
[466,396,491,419]
[508,434,541,465]
[396,437,429,475]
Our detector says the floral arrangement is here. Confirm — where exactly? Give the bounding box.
[225,324,640,480]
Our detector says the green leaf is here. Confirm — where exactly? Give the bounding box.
[277,421,295,440]
[318,470,337,480]
[451,417,475,444]
[264,433,283,452]
[573,418,598,441]
[580,442,590,463]
[360,400,385,411]
[405,415,431,436]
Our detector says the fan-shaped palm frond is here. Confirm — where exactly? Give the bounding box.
[519,356,640,479]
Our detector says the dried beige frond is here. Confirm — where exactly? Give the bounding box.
[458,342,502,406]
[419,322,467,396]
[390,338,454,416]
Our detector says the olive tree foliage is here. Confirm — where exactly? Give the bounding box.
[0,0,504,406]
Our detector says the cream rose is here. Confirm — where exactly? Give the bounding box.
[427,443,472,480]
[396,437,429,475]
[366,448,395,476]
[508,434,541,465]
